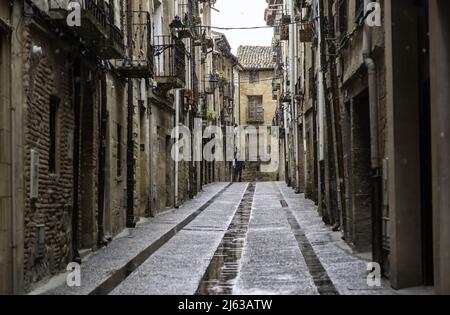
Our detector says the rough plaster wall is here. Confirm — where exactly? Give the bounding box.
[152,105,174,212]
[106,74,127,237]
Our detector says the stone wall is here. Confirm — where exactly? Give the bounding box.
[0,16,13,294]
[151,100,175,213]
[239,70,277,126]
[105,74,127,237]
[239,70,278,182]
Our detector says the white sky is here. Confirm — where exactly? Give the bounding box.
[211,0,273,54]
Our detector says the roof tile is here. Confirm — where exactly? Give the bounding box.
[237,46,275,70]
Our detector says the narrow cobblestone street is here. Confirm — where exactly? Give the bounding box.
[33,183,394,295]
[2,0,449,299]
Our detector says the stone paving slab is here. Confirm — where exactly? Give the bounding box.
[34,181,398,295]
[278,182,396,295]
[32,182,230,295]
[234,182,318,295]
[111,183,248,295]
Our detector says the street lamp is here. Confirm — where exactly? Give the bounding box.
[209,73,219,90]
[208,74,219,123]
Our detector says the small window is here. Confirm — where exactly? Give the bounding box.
[117,124,122,178]
[248,96,264,123]
[339,0,348,38]
[49,97,60,174]
[249,71,260,84]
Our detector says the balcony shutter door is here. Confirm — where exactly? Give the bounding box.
[248,96,263,123]
[256,102,264,123]
[248,96,256,122]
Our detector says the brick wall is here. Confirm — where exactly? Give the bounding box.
[23,28,74,289]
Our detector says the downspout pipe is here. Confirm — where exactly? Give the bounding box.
[289,0,299,192]
[175,89,180,208]
[72,55,82,264]
[97,72,108,246]
[147,82,154,216]
[300,0,308,193]
[363,0,382,265]
[363,0,379,170]
[9,33,17,295]
[126,1,136,228]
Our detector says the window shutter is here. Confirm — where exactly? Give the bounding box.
[248,96,256,121]
[256,103,264,122]
[248,96,264,123]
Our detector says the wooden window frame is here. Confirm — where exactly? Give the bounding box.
[247,95,264,123]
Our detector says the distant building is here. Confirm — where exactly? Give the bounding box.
[237,46,279,182]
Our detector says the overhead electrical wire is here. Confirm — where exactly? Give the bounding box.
[201,77,279,84]
[196,20,311,31]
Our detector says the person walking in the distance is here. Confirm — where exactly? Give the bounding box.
[233,158,244,182]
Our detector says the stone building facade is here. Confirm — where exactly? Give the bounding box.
[0,0,233,294]
[268,0,450,294]
[237,46,278,182]
[209,31,238,183]
[0,0,25,295]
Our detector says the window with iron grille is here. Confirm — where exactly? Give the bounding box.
[248,96,264,123]
[49,97,59,174]
[338,0,348,38]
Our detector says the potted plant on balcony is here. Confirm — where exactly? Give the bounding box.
[207,109,218,122]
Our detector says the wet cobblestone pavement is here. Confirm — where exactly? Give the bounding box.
[34,182,396,295]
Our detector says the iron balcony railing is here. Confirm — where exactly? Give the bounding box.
[43,0,125,59]
[174,0,200,38]
[117,11,153,78]
[178,0,194,27]
[154,35,186,87]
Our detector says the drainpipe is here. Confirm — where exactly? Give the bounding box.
[126,1,135,228]
[148,82,154,216]
[363,0,382,265]
[289,0,299,192]
[300,1,308,193]
[363,5,379,170]
[97,72,108,246]
[72,55,82,264]
[9,38,17,295]
[174,89,180,207]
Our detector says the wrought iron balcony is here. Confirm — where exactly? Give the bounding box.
[35,0,125,59]
[117,11,154,78]
[222,82,234,100]
[175,0,195,38]
[169,0,200,39]
[154,35,186,89]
